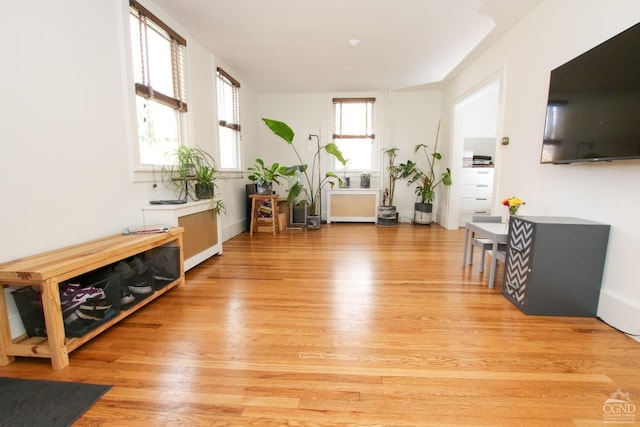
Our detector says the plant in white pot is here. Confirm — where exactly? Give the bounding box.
[262,118,348,229]
[399,122,452,224]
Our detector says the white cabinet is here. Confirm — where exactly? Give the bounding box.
[459,168,494,226]
[142,200,222,270]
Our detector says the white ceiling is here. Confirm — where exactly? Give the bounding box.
[149,0,542,94]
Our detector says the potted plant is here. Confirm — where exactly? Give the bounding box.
[247,158,287,194]
[378,147,403,226]
[162,146,226,214]
[399,122,452,224]
[339,160,351,188]
[262,118,348,229]
[194,164,216,199]
[360,172,371,188]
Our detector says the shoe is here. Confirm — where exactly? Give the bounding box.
[120,289,135,306]
[150,266,175,282]
[114,261,135,279]
[128,280,153,295]
[128,257,147,275]
[76,297,112,321]
[60,283,81,304]
[61,286,105,313]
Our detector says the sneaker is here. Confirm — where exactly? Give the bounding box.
[76,297,112,321]
[114,261,135,279]
[128,280,153,295]
[150,266,176,282]
[60,283,81,304]
[128,257,147,275]
[120,289,135,306]
[61,286,105,313]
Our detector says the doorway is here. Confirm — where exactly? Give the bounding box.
[445,75,503,229]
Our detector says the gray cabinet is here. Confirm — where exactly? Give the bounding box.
[503,216,610,316]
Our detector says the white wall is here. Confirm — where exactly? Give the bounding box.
[258,90,443,222]
[1,0,141,259]
[0,0,258,263]
[0,1,259,335]
[442,0,640,336]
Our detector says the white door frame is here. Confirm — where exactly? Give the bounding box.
[445,70,506,230]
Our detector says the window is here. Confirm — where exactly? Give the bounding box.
[332,98,375,170]
[129,0,187,166]
[217,68,241,170]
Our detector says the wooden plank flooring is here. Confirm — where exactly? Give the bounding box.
[2,223,639,426]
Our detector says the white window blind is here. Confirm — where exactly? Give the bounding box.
[129,0,187,166]
[332,98,375,170]
[217,68,241,169]
[130,1,187,112]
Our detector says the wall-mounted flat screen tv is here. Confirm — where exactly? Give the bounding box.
[541,22,640,164]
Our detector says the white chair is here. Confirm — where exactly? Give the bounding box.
[469,215,506,273]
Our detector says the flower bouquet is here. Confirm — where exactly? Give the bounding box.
[502,196,525,215]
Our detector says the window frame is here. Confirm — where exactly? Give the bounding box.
[127,0,189,177]
[332,97,376,172]
[216,67,242,171]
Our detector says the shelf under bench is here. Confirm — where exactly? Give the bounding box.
[0,227,185,370]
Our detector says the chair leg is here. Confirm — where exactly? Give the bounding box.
[479,250,485,273]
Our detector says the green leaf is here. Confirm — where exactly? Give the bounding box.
[281,164,307,175]
[262,118,295,144]
[442,168,452,185]
[325,171,341,179]
[287,182,303,203]
[325,142,348,166]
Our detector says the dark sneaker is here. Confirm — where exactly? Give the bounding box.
[150,266,175,282]
[114,261,135,279]
[128,280,153,295]
[76,297,112,321]
[61,286,105,313]
[128,257,147,275]
[120,289,135,306]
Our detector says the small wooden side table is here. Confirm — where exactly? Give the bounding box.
[249,194,279,235]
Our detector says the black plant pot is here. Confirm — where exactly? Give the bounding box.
[414,202,433,224]
[377,206,397,227]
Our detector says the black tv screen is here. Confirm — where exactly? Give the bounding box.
[541,22,640,164]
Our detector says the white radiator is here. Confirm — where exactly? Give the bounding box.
[326,189,379,223]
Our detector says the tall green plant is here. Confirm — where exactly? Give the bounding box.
[262,118,348,215]
[382,147,403,207]
[399,122,452,203]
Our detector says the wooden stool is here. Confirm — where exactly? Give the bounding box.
[249,194,279,235]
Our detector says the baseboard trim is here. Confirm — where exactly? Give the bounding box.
[598,290,640,341]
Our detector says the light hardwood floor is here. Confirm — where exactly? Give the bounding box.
[2,223,639,426]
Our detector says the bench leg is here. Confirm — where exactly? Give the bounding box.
[41,278,69,370]
[0,287,15,366]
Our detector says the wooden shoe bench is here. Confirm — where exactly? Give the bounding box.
[0,227,185,370]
